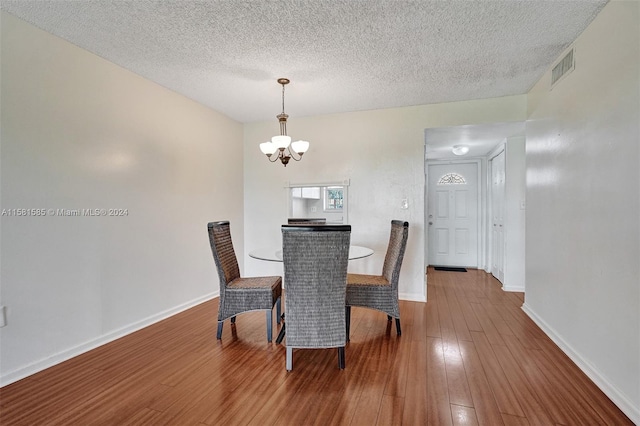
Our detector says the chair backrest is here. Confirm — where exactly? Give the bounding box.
[381,220,409,289]
[208,221,241,292]
[281,224,351,348]
[287,218,327,225]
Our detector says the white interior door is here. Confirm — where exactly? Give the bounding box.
[490,150,505,283]
[427,162,479,268]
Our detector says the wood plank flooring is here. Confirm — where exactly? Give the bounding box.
[0,268,633,425]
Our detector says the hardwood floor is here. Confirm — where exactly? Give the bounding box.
[0,268,633,425]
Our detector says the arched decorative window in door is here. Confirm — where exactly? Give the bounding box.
[437,173,466,185]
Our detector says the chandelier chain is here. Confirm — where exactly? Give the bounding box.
[282,83,285,114]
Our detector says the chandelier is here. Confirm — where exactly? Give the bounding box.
[259,78,309,166]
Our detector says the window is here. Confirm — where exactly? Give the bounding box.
[324,186,344,211]
[438,173,466,185]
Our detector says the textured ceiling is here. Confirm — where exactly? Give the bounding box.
[1,0,607,126]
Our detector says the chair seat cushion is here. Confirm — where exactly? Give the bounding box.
[347,273,389,286]
[228,276,282,290]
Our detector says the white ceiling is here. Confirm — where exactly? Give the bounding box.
[1,0,606,156]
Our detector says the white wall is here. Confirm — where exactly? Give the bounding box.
[0,13,244,385]
[244,97,527,302]
[524,1,639,421]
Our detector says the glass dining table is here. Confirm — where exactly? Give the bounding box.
[249,244,373,344]
[249,245,374,262]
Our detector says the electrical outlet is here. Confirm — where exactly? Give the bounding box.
[401,199,409,209]
[311,206,317,212]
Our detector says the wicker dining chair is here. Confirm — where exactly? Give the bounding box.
[346,220,409,340]
[208,221,282,342]
[281,224,351,371]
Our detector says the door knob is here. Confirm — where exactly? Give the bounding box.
[429,222,433,225]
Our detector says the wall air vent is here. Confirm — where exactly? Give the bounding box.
[551,48,574,88]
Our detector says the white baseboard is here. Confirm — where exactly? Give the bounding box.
[522,303,639,424]
[502,284,525,292]
[399,292,426,303]
[0,292,218,387]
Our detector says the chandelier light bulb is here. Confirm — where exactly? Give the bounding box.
[291,140,309,154]
[272,135,291,149]
[260,141,277,155]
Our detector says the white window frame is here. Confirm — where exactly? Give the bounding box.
[323,186,344,212]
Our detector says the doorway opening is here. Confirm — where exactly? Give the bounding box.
[286,180,349,225]
[426,161,481,269]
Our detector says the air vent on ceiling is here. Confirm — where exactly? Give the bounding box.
[551,48,574,88]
